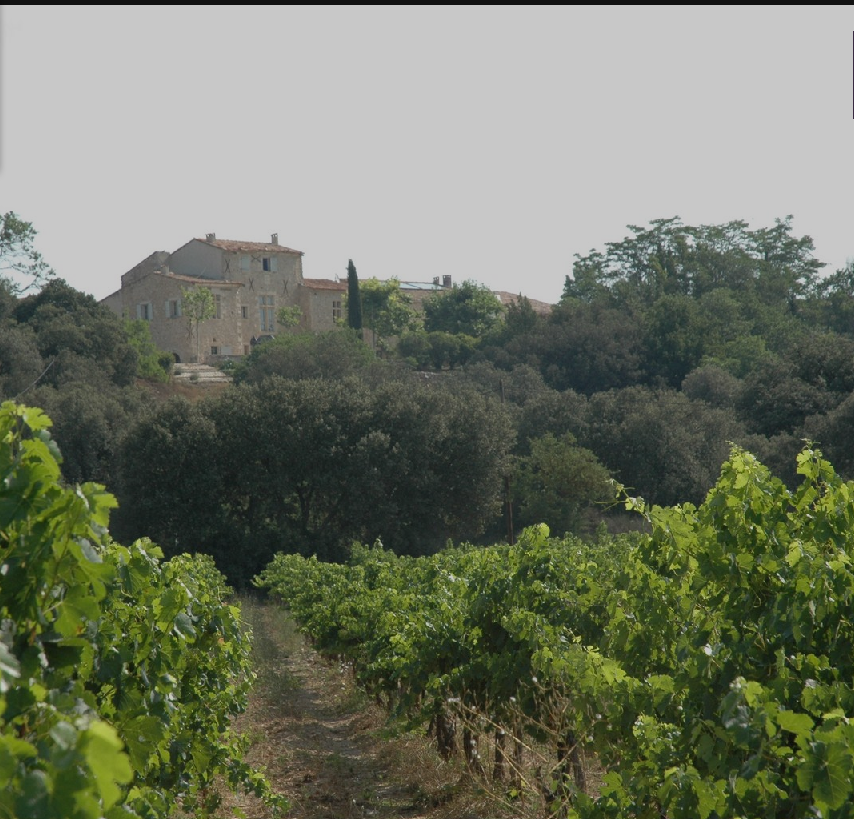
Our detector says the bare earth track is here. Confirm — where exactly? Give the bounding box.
[218,600,498,819]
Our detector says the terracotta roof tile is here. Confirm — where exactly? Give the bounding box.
[493,291,553,315]
[301,278,347,291]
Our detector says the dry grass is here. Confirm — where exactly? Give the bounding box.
[137,376,231,403]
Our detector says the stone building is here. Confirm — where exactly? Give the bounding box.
[102,234,346,363]
[103,233,552,364]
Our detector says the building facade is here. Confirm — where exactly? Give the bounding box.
[103,233,552,364]
[103,234,346,363]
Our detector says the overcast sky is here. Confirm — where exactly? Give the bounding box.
[2,6,852,305]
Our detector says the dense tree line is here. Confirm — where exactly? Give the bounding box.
[112,376,513,584]
[0,277,174,486]
[8,210,854,583]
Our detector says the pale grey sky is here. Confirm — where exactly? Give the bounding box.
[2,6,852,304]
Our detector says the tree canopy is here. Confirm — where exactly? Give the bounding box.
[423,279,505,337]
[563,216,823,306]
[182,286,216,362]
[115,378,514,584]
[347,259,362,331]
[359,277,419,347]
[0,211,54,294]
[514,432,612,535]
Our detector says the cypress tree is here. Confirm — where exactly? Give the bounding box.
[347,259,362,331]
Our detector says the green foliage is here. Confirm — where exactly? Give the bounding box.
[397,329,478,370]
[641,294,704,386]
[811,261,854,334]
[112,397,223,560]
[701,333,772,379]
[514,432,613,534]
[255,527,627,808]
[347,259,362,331]
[804,393,854,479]
[0,281,152,488]
[584,386,747,507]
[0,401,284,817]
[233,329,376,385]
[736,358,835,437]
[522,299,646,393]
[15,279,139,388]
[451,361,552,408]
[515,387,589,456]
[0,212,54,295]
[565,216,822,307]
[117,378,514,579]
[28,383,149,487]
[358,278,419,346]
[788,329,854,396]
[0,325,44,399]
[123,317,172,382]
[258,443,854,819]
[0,278,17,324]
[276,303,303,329]
[681,364,741,409]
[423,279,505,338]
[502,294,540,338]
[593,445,854,819]
[182,286,216,363]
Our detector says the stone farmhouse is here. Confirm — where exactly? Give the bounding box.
[102,233,551,364]
[102,234,353,363]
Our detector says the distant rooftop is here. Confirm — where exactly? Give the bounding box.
[397,281,448,291]
[302,278,347,291]
[198,233,303,255]
[155,270,243,288]
[493,291,553,315]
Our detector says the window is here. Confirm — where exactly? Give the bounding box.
[241,305,248,319]
[136,302,152,320]
[259,295,275,331]
[215,294,222,319]
[211,346,219,356]
[332,300,342,321]
[262,257,277,272]
[167,299,181,318]
[240,255,250,272]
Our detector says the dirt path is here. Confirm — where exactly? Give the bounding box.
[220,600,481,819]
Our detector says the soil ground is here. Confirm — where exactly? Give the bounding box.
[218,600,512,819]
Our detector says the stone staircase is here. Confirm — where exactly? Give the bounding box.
[172,363,232,385]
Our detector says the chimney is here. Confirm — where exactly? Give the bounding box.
[442,275,452,288]
[271,233,279,245]
[205,233,216,242]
